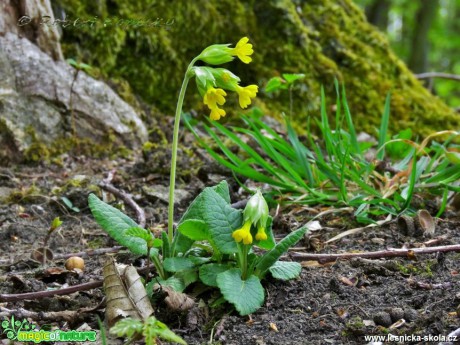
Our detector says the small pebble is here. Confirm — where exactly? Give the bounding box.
[373,311,392,327]
[404,308,418,322]
[389,307,405,322]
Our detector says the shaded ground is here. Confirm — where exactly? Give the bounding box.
[1,148,459,345]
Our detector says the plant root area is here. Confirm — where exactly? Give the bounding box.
[1,153,459,345]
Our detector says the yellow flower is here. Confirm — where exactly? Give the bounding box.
[236,85,258,109]
[255,227,267,241]
[232,220,253,245]
[203,87,227,109]
[209,106,226,121]
[231,37,253,64]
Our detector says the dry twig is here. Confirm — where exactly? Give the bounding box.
[290,244,460,263]
[99,170,146,228]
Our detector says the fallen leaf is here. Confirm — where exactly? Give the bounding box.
[103,256,154,327]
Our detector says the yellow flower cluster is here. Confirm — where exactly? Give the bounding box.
[203,87,227,120]
[198,37,258,121]
[231,190,269,245]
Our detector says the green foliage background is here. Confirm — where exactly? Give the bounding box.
[355,0,460,108]
[54,0,458,136]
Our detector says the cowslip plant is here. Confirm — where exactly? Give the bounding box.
[175,181,307,315]
[89,37,258,278]
[88,37,306,317]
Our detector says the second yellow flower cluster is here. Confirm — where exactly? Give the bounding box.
[196,37,258,120]
[231,190,269,245]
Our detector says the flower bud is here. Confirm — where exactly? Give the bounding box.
[244,190,269,230]
[198,44,234,65]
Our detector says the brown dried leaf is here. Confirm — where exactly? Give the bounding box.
[301,260,335,268]
[339,276,357,287]
[103,256,153,327]
[154,284,194,311]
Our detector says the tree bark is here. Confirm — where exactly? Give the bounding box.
[0,0,63,60]
[365,0,391,31]
[408,0,439,73]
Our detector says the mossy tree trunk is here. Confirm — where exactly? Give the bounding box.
[38,0,460,136]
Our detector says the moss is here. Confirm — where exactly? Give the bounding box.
[54,0,458,137]
[22,126,132,164]
[343,316,366,336]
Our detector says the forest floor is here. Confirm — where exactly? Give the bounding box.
[1,141,460,345]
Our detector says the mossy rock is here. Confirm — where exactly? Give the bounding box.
[55,0,458,136]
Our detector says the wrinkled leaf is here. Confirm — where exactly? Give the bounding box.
[216,268,264,316]
[177,219,208,241]
[89,194,147,256]
[202,189,242,254]
[126,227,155,247]
[199,263,232,287]
[149,276,185,293]
[163,257,195,273]
[269,261,302,281]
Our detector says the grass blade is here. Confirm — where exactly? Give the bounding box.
[377,93,391,160]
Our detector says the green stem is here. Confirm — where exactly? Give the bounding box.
[167,58,198,243]
[151,254,166,280]
[237,243,250,280]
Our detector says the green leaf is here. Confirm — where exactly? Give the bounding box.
[162,231,171,258]
[175,182,239,254]
[50,217,63,230]
[175,269,198,287]
[282,73,305,84]
[150,276,185,292]
[213,180,231,203]
[126,227,154,246]
[269,261,302,280]
[202,189,242,254]
[88,194,147,255]
[199,263,232,287]
[152,238,163,248]
[177,219,208,241]
[163,257,195,272]
[61,196,80,212]
[193,66,216,89]
[255,226,308,278]
[265,77,284,92]
[110,318,143,339]
[144,317,186,345]
[216,268,265,316]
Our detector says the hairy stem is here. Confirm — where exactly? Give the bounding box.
[167,58,198,244]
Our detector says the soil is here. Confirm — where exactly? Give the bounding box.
[1,142,460,345]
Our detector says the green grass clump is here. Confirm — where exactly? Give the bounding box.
[186,82,460,224]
